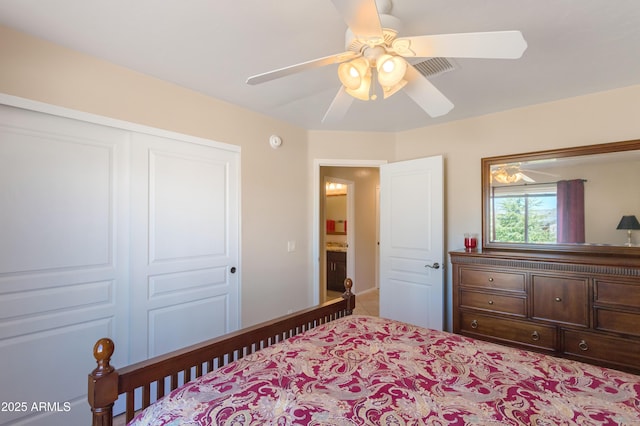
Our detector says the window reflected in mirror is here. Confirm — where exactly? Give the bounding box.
[490,179,558,244]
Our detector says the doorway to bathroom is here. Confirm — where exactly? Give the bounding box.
[323,176,353,301]
[315,162,382,305]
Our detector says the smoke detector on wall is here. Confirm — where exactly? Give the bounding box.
[269,135,282,149]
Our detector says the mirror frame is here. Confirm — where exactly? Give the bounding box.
[482,138,640,255]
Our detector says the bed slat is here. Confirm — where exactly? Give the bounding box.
[171,373,178,391]
[156,378,164,400]
[125,392,134,423]
[142,384,150,409]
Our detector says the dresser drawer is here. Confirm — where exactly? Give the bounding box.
[460,311,556,351]
[562,329,640,373]
[594,308,640,337]
[531,275,588,326]
[595,279,640,308]
[459,268,525,292]
[460,290,526,316]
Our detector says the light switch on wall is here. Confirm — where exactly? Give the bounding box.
[287,240,296,252]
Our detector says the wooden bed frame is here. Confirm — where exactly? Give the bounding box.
[88,280,354,426]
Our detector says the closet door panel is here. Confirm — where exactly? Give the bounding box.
[130,132,240,361]
[0,105,129,426]
[150,149,227,261]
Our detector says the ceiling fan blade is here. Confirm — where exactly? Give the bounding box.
[246,51,359,85]
[394,31,527,59]
[330,0,383,43]
[517,172,536,183]
[403,65,454,118]
[322,86,354,124]
[522,169,560,177]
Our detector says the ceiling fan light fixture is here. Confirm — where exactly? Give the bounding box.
[491,165,534,184]
[338,57,370,90]
[492,169,517,184]
[345,73,372,101]
[376,55,407,87]
[382,79,407,99]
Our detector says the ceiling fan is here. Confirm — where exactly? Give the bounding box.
[246,0,528,123]
[491,163,560,184]
[491,165,536,184]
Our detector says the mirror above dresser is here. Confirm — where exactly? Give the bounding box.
[482,139,640,255]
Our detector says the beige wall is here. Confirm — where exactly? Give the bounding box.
[396,85,640,327]
[3,23,640,331]
[0,25,311,327]
[397,85,640,250]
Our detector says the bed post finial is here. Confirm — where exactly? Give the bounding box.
[88,338,118,426]
[342,278,354,314]
[92,338,115,376]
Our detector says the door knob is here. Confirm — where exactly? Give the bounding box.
[425,262,440,270]
[230,267,237,274]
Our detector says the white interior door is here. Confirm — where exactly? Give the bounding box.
[129,132,240,362]
[379,156,444,330]
[0,105,129,426]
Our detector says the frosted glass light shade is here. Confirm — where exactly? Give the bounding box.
[377,55,407,87]
[345,73,372,101]
[382,79,407,99]
[338,58,370,90]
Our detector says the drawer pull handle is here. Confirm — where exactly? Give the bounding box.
[470,320,478,329]
[578,340,589,351]
[488,277,494,282]
[531,331,540,341]
[554,297,562,302]
[488,300,494,305]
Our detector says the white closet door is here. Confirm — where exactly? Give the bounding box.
[129,132,240,362]
[0,100,241,425]
[0,105,129,426]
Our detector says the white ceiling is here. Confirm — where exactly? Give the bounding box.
[1,0,639,132]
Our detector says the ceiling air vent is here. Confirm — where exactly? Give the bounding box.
[412,57,456,78]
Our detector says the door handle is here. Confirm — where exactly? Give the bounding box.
[425,262,440,270]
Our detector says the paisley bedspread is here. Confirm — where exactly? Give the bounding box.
[129,315,640,425]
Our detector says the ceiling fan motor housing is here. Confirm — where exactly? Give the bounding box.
[344,13,402,51]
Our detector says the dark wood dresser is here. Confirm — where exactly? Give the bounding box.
[450,249,640,374]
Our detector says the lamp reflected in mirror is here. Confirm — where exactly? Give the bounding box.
[616,215,640,246]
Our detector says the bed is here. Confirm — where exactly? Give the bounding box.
[88,281,355,426]
[89,284,640,425]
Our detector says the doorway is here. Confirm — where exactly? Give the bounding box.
[322,176,353,302]
[313,157,444,328]
[313,160,385,306]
